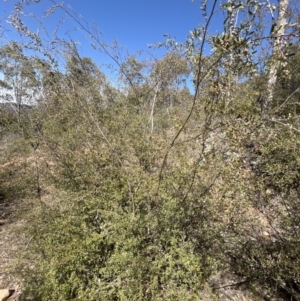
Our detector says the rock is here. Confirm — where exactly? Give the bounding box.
[0,289,14,301]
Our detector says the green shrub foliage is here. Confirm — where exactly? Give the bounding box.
[1,3,300,300]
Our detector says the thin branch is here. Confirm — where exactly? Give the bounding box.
[272,86,300,113]
[155,0,220,201]
[211,279,249,290]
[51,1,161,101]
[149,84,159,135]
[267,117,300,134]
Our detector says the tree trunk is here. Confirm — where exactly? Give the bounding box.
[264,0,289,116]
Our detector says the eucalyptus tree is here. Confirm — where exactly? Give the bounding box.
[150,52,190,108]
[0,42,36,123]
[264,0,290,116]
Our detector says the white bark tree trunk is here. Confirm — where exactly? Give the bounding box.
[264,0,289,116]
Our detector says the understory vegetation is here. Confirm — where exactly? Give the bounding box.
[0,0,300,300]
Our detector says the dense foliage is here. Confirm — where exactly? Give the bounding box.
[0,0,300,300]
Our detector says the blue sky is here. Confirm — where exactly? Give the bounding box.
[0,0,284,84]
[0,0,219,89]
[0,0,225,86]
[1,0,221,60]
[64,0,208,49]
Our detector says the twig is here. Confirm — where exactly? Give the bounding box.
[155,0,219,201]
[211,279,249,290]
[267,117,300,134]
[272,86,300,113]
